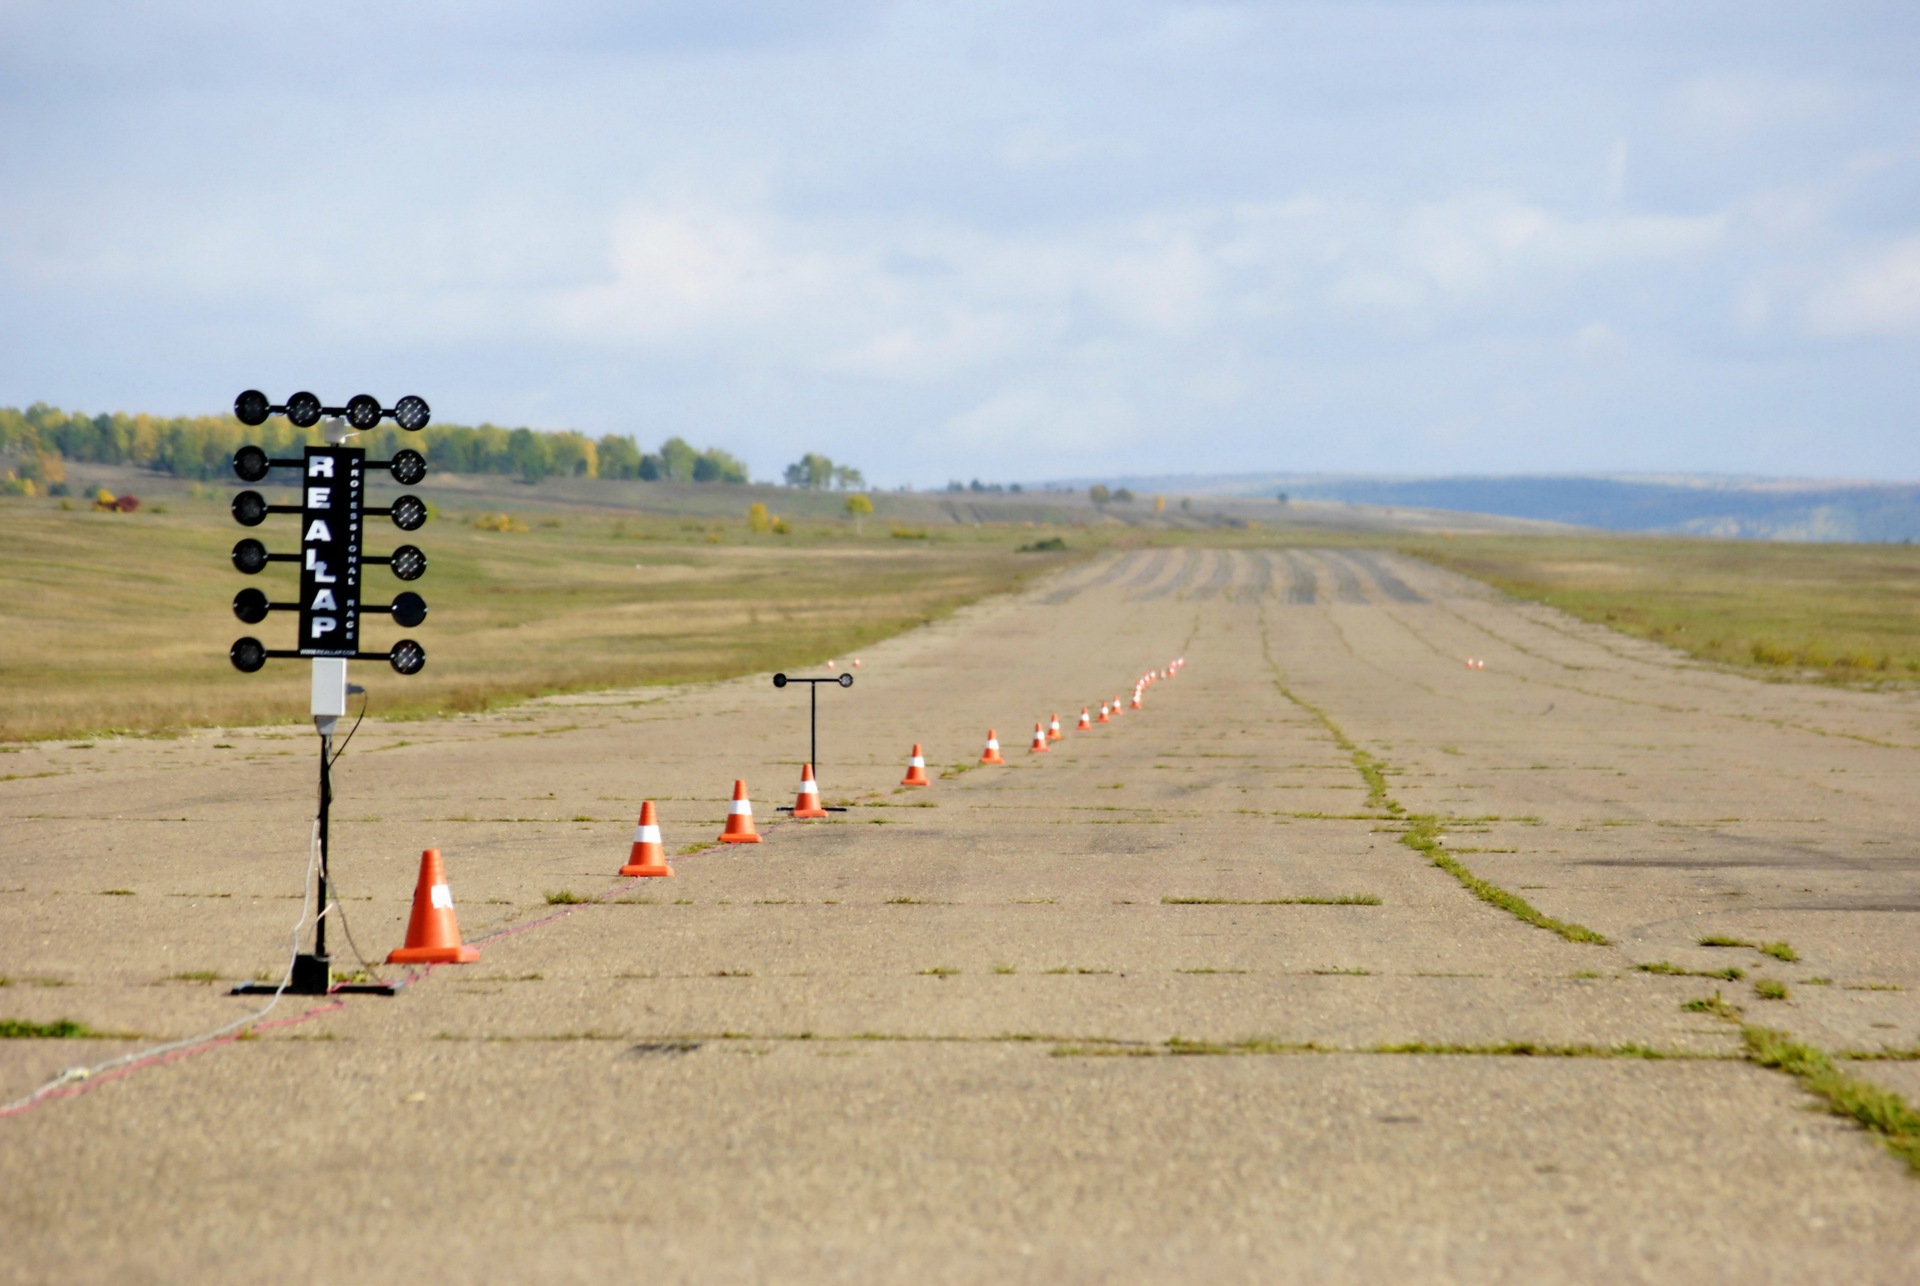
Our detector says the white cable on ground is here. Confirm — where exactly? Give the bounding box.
[1,818,324,1117]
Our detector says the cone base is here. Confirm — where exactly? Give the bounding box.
[620,863,674,877]
[387,944,480,965]
[1029,746,1048,754]
[791,806,829,819]
[901,777,929,786]
[718,833,763,843]
[980,754,1005,765]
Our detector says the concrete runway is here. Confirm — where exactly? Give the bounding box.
[4,547,1919,1282]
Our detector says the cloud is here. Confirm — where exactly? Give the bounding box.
[1806,237,1920,337]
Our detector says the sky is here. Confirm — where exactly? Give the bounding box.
[1,1,1916,486]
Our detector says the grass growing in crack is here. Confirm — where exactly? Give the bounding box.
[1162,894,1381,906]
[1745,1026,1920,1172]
[0,1019,110,1039]
[918,967,960,977]
[1401,815,1609,944]
[1636,962,1744,981]
[1759,941,1800,963]
[991,964,1016,975]
[1755,979,1790,1001]
[1051,1036,1693,1060]
[1043,966,1113,975]
[165,970,222,983]
[1257,624,1610,943]
[544,890,590,905]
[1700,935,1754,948]
[1311,967,1371,976]
[1683,991,1743,1019]
[1373,1041,1675,1059]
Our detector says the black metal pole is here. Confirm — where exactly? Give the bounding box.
[315,730,331,962]
[810,682,818,771]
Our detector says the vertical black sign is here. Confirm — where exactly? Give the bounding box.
[298,446,365,658]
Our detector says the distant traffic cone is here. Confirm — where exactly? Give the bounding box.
[386,849,480,964]
[718,779,762,843]
[980,730,1005,764]
[1110,695,1123,718]
[1097,701,1111,723]
[791,763,829,819]
[1048,713,1063,742]
[1029,723,1049,753]
[1130,688,1143,710]
[620,801,673,877]
[1077,707,1092,730]
[901,744,931,786]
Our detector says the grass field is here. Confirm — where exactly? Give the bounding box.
[0,493,1088,741]
[7,486,1920,742]
[1401,533,1920,686]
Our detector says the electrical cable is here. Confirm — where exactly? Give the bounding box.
[2,817,324,1116]
[328,688,368,767]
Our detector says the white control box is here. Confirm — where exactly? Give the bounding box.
[311,657,349,719]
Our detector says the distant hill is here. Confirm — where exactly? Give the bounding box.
[1040,473,1920,543]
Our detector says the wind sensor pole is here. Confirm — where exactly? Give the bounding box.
[771,671,853,812]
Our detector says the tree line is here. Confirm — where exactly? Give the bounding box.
[0,403,748,485]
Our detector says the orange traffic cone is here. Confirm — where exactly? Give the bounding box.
[620,800,673,877]
[791,763,829,819]
[1110,695,1123,718]
[387,848,480,964]
[1130,688,1143,710]
[1048,713,1063,741]
[1029,722,1049,753]
[1097,701,1111,723]
[1077,707,1092,731]
[980,730,1005,765]
[901,744,931,786]
[719,779,762,843]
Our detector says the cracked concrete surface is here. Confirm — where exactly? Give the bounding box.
[4,547,1919,1282]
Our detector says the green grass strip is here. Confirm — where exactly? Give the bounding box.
[1744,1026,1920,1172]
[0,1018,105,1039]
[1402,816,1610,944]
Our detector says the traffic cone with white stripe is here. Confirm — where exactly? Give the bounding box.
[1048,713,1063,742]
[620,800,673,877]
[1130,687,1143,710]
[791,763,829,819]
[1097,701,1111,723]
[387,848,480,964]
[1029,722,1049,753]
[980,730,1005,765]
[901,744,930,786]
[1077,707,1092,731]
[718,779,762,843]
[1110,695,1124,718]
